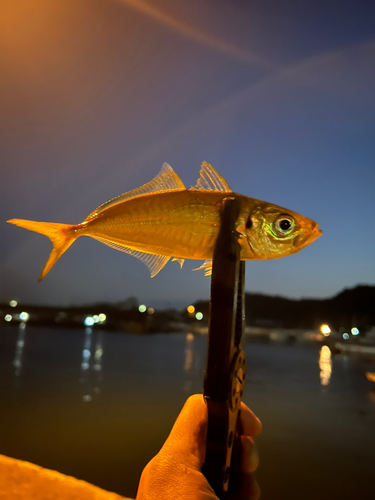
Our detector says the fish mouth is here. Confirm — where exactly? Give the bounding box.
[311,226,323,241]
[294,226,322,248]
[309,226,323,241]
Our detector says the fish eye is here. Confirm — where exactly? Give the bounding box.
[273,215,295,236]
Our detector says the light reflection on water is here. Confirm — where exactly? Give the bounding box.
[319,345,332,386]
[184,332,195,393]
[1,325,374,500]
[81,327,92,372]
[80,328,104,402]
[13,323,26,377]
[93,332,103,372]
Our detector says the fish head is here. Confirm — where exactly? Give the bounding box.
[237,199,322,260]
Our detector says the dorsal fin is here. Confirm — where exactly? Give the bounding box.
[90,236,170,277]
[193,162,232,192]
[84,163,185,221]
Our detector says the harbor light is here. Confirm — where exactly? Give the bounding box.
[9,300,17,307]
[320,324,331,336]
[83,349,91,360]
[138,304,147,313]
[93,315,99,323]
[98,313,106,323]
[195,312,203,321]
[187,305,195,314]
[19,312,29,322]
[342,332,350,340]
[351,327,359,336]
[84,316,94,326]
[147,307,155,315]
[5,314,12,322]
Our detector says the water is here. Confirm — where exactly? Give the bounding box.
[0,324,374,499]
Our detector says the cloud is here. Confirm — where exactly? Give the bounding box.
[118,0,274,69]
[141,38,375,143]
[94,38,375,186]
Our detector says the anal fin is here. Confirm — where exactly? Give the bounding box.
[193,259,212,276]
[172,258,185,268]
[91,236,170,277]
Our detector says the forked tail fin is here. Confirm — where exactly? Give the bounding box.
[7,219,78,281]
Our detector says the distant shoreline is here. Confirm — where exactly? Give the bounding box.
[1,284,375,334]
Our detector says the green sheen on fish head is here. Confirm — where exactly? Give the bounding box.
[237,199,322,260]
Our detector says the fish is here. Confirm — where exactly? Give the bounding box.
[7,162,322,281]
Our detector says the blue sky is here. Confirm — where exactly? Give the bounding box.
[1,0,375,308]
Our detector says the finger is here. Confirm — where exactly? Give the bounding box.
[241,436,259,473]
[239,472,261,500]
[240,403,262,437]
[228,471,261,500]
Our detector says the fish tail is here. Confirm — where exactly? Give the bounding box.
[7,218,78,281]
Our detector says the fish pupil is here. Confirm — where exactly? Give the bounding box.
[246,217,252,229]
[280,219,291,231]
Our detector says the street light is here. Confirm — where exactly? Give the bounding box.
[320,324,331,336]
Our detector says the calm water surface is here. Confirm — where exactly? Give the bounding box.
[0,324,374,499]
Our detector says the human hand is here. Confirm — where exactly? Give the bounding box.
[136,394,262,500]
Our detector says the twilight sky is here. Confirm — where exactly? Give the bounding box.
[1,0,375,308]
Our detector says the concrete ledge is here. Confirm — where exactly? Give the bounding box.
[0,454,133,500]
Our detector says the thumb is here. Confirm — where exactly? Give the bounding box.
[162,394,208,470]
[136,395,216,500]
